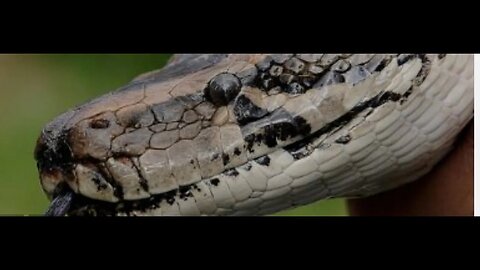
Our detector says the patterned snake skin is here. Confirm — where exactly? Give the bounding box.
[34,54,474,216]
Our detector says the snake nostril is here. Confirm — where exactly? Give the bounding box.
[89,118,110,129]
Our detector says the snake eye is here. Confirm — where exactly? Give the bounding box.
[205,73,241,106]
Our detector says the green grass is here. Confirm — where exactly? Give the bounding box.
[0,54,347,216]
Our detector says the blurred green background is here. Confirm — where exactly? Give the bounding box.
[0,54,347,216]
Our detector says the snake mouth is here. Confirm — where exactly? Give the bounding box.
[59,181,205,216]
[45,181,195,216]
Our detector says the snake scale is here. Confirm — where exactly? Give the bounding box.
[34,54,474,216]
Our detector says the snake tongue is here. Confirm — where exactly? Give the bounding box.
[45,185,75,216]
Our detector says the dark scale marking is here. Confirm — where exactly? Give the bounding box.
[234,95,269,125]
[255,156,270,166]
[300,75,317,88]
[269,65,284,77]
[335,134,351,144]
[84,161,127,200]
[233,147,242,156]
[293,116,311,135]
[286,82,305,94]
[289,148,310,160]
[164,190,177,205]
[413,54,431,86]
[243,163,252,171]
[397,54,416,65]
[285,91,403,159]
[332,60,351,73]
[192,184,202,192]
[179,186,193,200]
[224,169,239,177]
[244,134,256,153]
[261,78,276,89]
[263,121,297,147]
[364,55,393,73]
[131,159,150,192]
[179,186,190,194]
[112,183,125,200]
[210,178,220,186]
[400,86,414,105]
[139,179,149,192]
[258,70,277,88]
[160,190,178,205]
[373,58,391,72]
[91,176,108,191]
[96,161,125,200]
[222,153,230,166]
[438,54,446,59]
[211,153,220,161]
[254,133,266,147]
[243,111,312,152]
